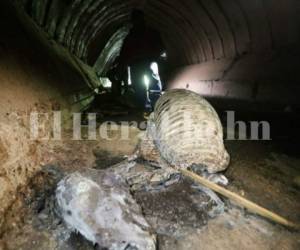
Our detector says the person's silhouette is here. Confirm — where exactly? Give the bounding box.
[117,9,165,108]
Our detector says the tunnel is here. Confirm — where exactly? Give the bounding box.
[0,0,300,249]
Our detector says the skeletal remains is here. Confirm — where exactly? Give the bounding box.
[139,89,230,173]
[56,89,231,249]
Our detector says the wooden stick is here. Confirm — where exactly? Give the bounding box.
[180,168,300,230]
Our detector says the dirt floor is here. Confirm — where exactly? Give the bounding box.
[0,123,299,250]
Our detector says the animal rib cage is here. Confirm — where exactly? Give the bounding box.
[147,89,230,173]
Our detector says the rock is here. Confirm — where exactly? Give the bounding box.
[56,169,156,250]
[134,180,213,237]
[190,184,224,218]
[114,161,180,192]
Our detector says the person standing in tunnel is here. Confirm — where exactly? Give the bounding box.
[117,9,165,110]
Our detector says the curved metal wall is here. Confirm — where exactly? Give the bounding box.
[13,0,300,106]
[15,0,299,67]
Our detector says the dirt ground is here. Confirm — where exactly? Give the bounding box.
[0,124,299,250]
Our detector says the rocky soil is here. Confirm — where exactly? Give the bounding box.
[0,125,300,250]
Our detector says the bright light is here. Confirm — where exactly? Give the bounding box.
[127,66,132,86]
[150,62,159,75]
[161,52,167,58]
[100,78,112,88]
[144,75,150,89]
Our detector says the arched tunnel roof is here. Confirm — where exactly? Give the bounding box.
[14,0,299,75]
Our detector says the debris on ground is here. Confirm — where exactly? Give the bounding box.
[1,125,300,250]
[56,169,156,250]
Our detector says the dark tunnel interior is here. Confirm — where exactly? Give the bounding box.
[0,0,300,249]
[3,0,300,125]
